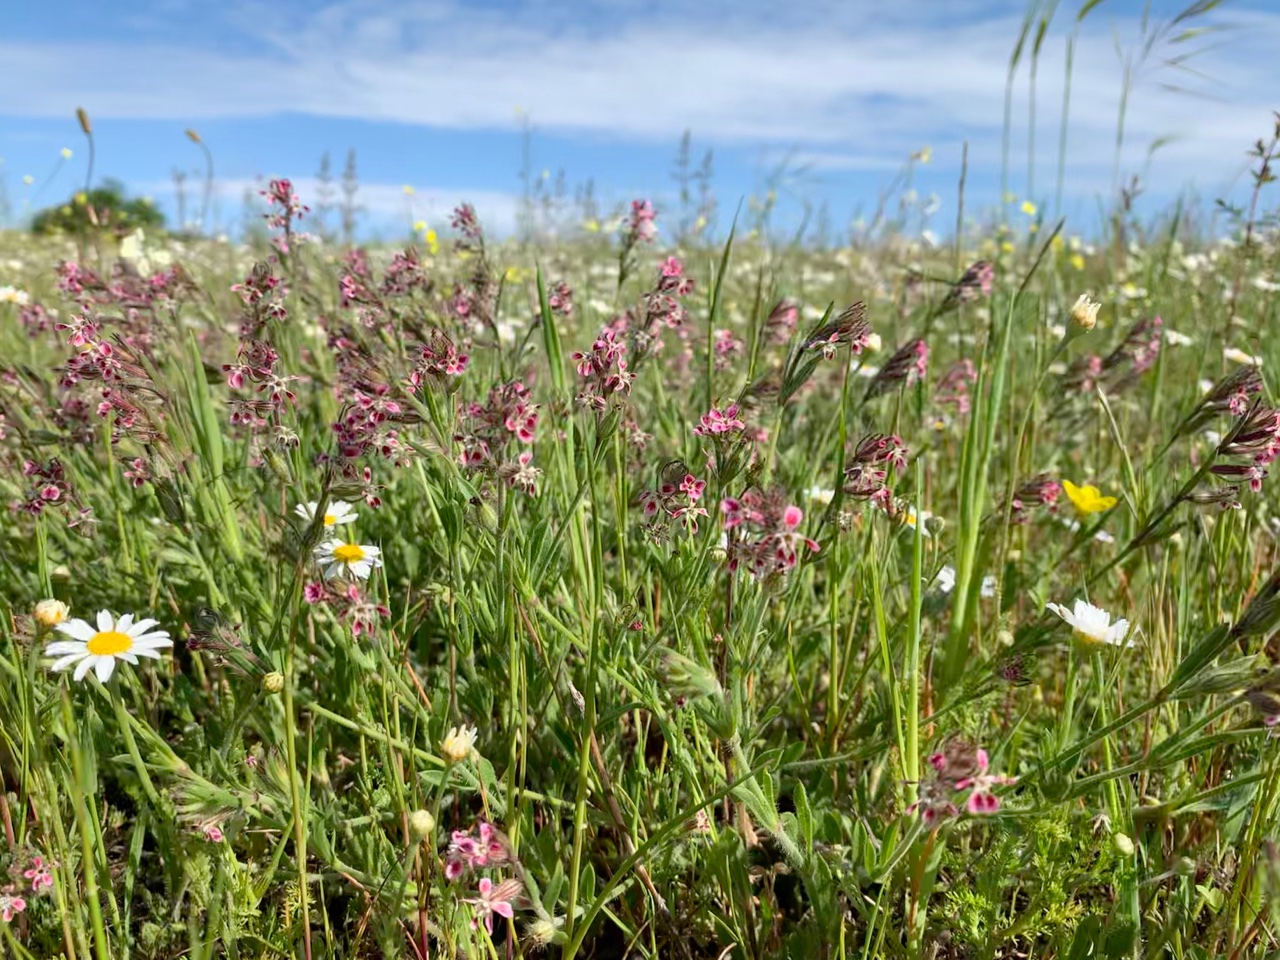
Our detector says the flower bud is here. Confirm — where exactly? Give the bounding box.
[408,809,435,839]
[1112,832,1135,856]
[1070,294,1101,332]
[76,107,92,135]
[263,671,285,693]
[441,725,478,764]
[34,599,69,628]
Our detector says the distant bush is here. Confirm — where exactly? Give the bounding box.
[30,178,165,237]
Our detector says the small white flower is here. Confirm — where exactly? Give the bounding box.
[1224,347,1262,367]
[295,500,358,529]
[864,332,883,353]
[900,505,933,537]
[1163,329,1193,347]
[0,286,29,306]
[44,610,173,682]
[805,486,835,506]
[314,539,382,580]
[980,575,998,599]
[932,565,957,594]
[1199,378,1216,395]
[1046,599,1133,648]
[441,725,478,763]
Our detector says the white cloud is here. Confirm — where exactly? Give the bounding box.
[141,176,522,235]
[3,0,1277,200]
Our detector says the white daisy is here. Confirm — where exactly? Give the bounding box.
[1223,347,1263,367]
[1045,599,1133,648]
[315,539,382,580]
[805,486,836,506]
[0,285,30,306]
[44,610,172,682]
[295,500,358,529]
[931,565,957,594]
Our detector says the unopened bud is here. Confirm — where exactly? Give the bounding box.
[34,599,69,628]
[408,809,435,839]
[1069,294,1101,332]
[263,671,285,693]
[1112,832,1135,856]
[185,128,202,144]
[76,107,92,135]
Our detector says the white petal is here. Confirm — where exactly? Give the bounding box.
[96,610,115,633]
[133,647,164,660]
[116,613,134,632]
[56,618,96,641]
[131,634,173,649]
[324,562,341,579]
[118,651,139,665]
[1046,603,1071,624]
[350,561,370,579]
[44,640,88,656]
[95,656,116,683]
[128,618,159,636]
[73,657,96,682]
[50,652,87,672]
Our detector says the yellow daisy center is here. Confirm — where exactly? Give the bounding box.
[323,513,337,526]
[333,543,366,564]
[86,630,133,656]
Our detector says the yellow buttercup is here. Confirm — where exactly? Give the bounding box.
[1062,480,1117,516]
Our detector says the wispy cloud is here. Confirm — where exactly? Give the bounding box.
[140,176,522,235]
[4,0,1277,201]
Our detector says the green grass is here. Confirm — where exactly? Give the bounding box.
[2,122,1280,960]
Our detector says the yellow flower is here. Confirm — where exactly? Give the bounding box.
[916,146,932,164]
[583,219,600,233]
[1021,200,1037,217]
[413,219,426,232]
[1070,253,1086,271]
[1000,240,1014,254]
[402,184,415,195]
[60,148,72,160]
[1062,480,1117,516]
[21,174,33,186]
[424,229,439,255]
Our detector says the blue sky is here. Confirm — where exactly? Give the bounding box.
[2,0,1278,240]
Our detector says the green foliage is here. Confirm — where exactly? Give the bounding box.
[30,177,165,237]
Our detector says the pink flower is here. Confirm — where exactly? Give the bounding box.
[303,582,326,604]
[22,857,54,894]
[466,876,521,934]
[0,893,26,922]
[202,824,225,843]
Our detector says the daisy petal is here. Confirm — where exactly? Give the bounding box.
[50,652,86,672]
[44,640,88,656]
[133,647,164,660]
[116,613,134,632]
[96,610,114,632]
[94,656,116,683]
[73,657,96,682]
[128,618,159,635]
[56,618,96,641]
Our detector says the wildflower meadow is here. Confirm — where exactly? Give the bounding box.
[6,13,1280,960]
